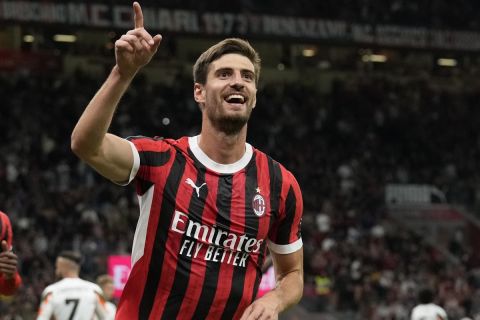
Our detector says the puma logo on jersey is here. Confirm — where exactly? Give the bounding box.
[185,178,206,198]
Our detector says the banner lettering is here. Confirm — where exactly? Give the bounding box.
[2,1,480,51]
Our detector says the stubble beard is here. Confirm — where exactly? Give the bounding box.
[207,101,253,135]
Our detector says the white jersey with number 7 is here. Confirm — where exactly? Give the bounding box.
[37,278,107,320]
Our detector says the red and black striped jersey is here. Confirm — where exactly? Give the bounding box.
[0,211,22,296]
[116,136,303,320]
[0,212,13,248]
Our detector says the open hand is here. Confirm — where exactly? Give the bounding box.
[0,240,17,279]
[115,2,162,78]
[239,295,280,320]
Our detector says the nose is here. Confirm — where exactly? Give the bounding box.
[229,71,245,90]
[230,83,244,91]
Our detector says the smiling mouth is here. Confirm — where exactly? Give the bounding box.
[225,94,246,105]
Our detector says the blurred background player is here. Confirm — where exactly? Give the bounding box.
[36,251,107,320]
[96,274,117,320]
[411,287,448,320]
[0,210,21,297]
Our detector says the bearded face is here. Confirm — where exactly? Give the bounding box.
[204,88,254,135]
[194,53,257,135]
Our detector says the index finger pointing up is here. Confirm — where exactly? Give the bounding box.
[133,2,144,29]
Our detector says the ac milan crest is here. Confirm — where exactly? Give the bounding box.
[252,194,266,217]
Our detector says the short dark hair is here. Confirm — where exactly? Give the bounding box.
[58,250,82,265]
[418,287,435,304]
[193,38,261,85]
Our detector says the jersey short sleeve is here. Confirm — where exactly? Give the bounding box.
[123,136,173,185]
[267,168,303,254]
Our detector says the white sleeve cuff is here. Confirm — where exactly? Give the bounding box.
[267,238,303,254]
[113,140,140,186]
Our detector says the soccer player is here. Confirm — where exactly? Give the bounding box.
[0,210,22,296]
[96,274,117,320]
[410,287,448,320]
[71,2,304,319]
[36,251,107,320]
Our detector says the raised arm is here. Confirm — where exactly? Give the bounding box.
[71,2,162,183]
[0,240,21,296]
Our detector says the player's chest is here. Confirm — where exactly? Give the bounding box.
[161,169,273,236]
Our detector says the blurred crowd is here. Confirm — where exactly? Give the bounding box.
[1,57,480,319]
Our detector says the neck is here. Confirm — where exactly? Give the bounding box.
[198,126,247,164]
[62,271,79,279]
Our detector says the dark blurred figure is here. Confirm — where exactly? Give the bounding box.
[0,210,22,296]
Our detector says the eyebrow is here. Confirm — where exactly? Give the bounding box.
[215,67,255,75]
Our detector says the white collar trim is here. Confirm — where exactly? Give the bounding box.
[188,135,253,174]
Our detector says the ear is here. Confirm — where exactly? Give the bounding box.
[194,83,206,104]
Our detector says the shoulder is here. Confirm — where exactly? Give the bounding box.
[433,304,447,315]
[411,304,420,312]
[41,281,61,297]
[252,148,297,180]
[77,278,103,293]
[127,136,188,154]
[410,305,423,319]
[250,147,302,203]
